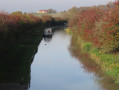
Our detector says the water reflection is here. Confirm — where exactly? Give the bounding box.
[0,53,31,90]
[43,36,52,42]
[1,27,119,90]
[30,29,103,90]
[0,34,40,90]
[0,46,35,90]
[0,83,29,90]
[69,35,119,90]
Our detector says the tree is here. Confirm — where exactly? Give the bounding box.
[47,9,57,13]
[11,11,23,15]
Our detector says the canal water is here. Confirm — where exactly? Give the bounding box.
[29,27,112,90]
[0,27,119,90]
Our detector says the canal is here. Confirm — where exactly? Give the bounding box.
[29,27,117,90]
[0,27,119,90]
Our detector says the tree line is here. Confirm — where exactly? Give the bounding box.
[0,11,67,55]
[67,0,119,53]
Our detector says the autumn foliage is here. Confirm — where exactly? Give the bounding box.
[0,11,66,36]
[0,11,66,54]
[68,0,119,53]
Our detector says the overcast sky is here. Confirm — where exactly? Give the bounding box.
[0,0,115,13]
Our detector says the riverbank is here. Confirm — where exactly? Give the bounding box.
[0,27,44,84]
[0,11,67,64]
[0,11,67,83]
[65,0,119,84]
[0,12,67,46]
[65,28,119,84]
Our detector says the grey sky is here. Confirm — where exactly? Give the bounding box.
[0,0,115,13]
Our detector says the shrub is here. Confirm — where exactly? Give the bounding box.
[68,0,119,53]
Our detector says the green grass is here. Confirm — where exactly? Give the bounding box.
[32,13,50,17]
[67,28,119,84]
[64,28,73,35]
[81,38,119,83]
[31,13,64,18]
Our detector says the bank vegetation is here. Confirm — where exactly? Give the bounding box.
[66,0,119,83]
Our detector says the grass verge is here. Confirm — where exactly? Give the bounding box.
[66,28,119,84]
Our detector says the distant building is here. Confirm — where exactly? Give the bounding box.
[37,10,48,13]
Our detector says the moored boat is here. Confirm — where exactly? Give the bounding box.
[44,28,53,36]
